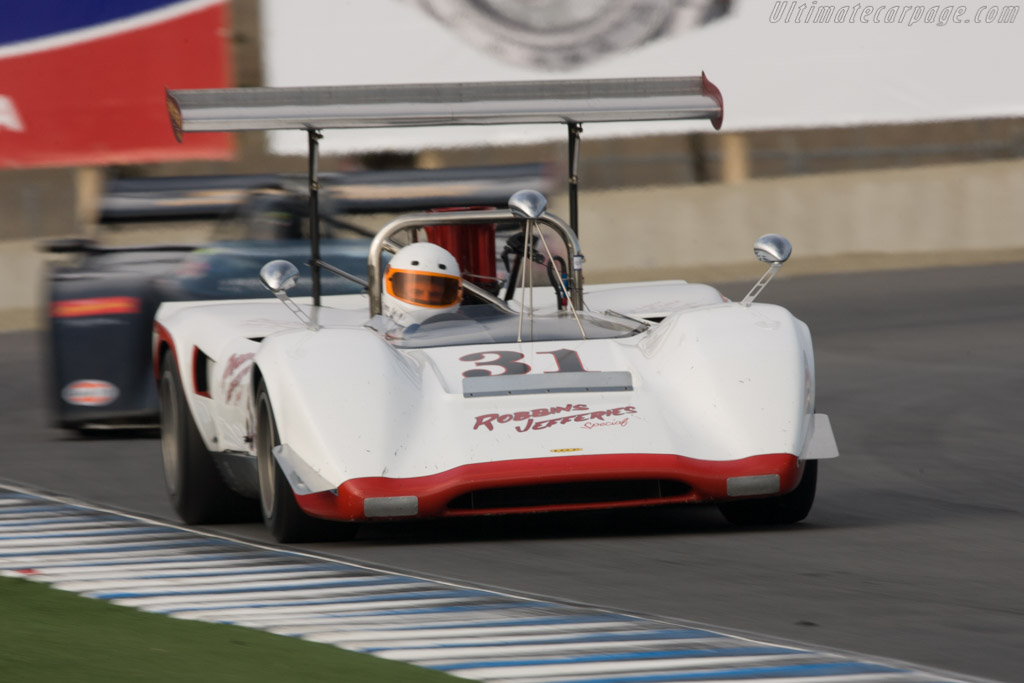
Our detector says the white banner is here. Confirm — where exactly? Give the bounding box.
[260,0,1023,154]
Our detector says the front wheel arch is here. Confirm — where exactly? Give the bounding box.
[253,382,321,540]
[254,380,354,542]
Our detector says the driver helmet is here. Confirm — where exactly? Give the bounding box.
[382,242,462,326]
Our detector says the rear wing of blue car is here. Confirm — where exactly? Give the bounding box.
[167,75,725,305]
[37,164,556,254]
[100,164,558,223]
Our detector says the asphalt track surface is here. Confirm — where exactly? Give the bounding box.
[2,263,1022,683]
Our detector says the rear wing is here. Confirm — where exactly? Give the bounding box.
[167,76,723,138]
[167,75,724,306]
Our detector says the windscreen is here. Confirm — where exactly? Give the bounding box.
[374,304,646,349]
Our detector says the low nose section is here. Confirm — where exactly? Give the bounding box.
[294,452,803,521]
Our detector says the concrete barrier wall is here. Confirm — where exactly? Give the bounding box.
[572,158,1024,283]
[0,169,78,241]
[4,238,49,331]
[3,158,1024,331]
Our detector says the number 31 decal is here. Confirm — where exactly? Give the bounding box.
[460,349,586,377]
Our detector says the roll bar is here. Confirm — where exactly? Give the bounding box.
[368,209,583,315]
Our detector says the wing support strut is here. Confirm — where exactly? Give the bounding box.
[568,123,582,237]
[308,128,322,308]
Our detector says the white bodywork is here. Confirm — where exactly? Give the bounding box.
[155,279,838,499]
[159,76,838,525]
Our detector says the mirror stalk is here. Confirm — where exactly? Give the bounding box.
[741,262,782,307]
[740,234,791,307]
[260,259,319,331]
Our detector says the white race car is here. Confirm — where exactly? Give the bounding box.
[155,76,839,541]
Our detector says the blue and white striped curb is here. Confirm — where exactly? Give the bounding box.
[0,490,978,683]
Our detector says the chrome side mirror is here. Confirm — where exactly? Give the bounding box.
[508,189,547,220]
[741,234,792,307]
[259,259,317,330]
[754,234,792,264]
[259,259,300,293]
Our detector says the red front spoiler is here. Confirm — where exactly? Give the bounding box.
[296,452,804,522]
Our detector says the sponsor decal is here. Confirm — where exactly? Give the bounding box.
[550,448,582,453]
[473,403,637,433]
[62,380,119,407]
[221,352,254,405]
[583,417,630,430]
[51,296,141,318]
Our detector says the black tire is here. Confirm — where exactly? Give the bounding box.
[255,381,357,543]
[159,353,255,524]
[718,460,818,526]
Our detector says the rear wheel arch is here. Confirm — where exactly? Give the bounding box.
[159,352,256,524]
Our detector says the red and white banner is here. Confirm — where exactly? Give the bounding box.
[0,0,233,169]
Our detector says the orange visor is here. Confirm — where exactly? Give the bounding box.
[386,268,462,308]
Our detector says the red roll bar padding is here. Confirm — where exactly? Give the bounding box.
[424,207,498,295]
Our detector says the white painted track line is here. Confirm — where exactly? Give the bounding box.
[0,489,983,683]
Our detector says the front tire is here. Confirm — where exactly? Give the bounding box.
[159,353,254,524]
[718,460,818,526]
[255,381,355,542]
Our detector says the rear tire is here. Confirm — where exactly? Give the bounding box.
[159,353,255,524]
[255,381,356,543]
[718,460,818,526]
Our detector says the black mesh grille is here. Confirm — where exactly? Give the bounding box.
[447,479,691,511]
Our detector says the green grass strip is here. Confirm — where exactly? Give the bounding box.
[0,575,460,682]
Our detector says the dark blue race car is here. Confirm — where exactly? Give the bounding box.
[43,165,553,432]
